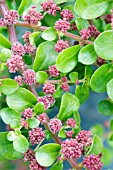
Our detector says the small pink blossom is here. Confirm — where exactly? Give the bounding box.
[23,69,36,85]
[22,31,31,43]
[20,118,28,129]
[14,75,23,86]
[48,65,60,77]
[61,82,69,92]
[80,28,91,40]
[60,9,74,21]
[23,108,33,119]
[49,118,62,133]
[4,10,19,25]
[54,40,69,52]
[37,113,47,124]
[12,42,25,56]
[43,83,56,95]
[55,19,70,32]
[66,130,74,138]
[24,43,36,55]
[38,96,50,110]
[24,148,35,162]
[66,118,76,128]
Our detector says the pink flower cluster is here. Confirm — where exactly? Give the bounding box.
[82,154,103,170]
[22,31,31,43]
[37,113,47,124]
[61,139,83,159]
[76,130,92,147]
[28,127,45,145]
[23,69,36,85]
[20,118,28,129]
[66,130,74,138]
[97,57,106,66]
[60,9,74,21]
[43,83,56,95]
[54,40,69,52]
[22,6,43,25]
[24,43,36,55]
[14,75,23,86]
[24,149,46,170]
[80,28,91,40]
[49,118,62,133]
[41,2,61,16]
[6,55,24,73]
[23,108,33,119]
[55,19,70,32]
[12,42,25,56]
[0,18,5,27]
[61,76,69,92]
[48,65,60,77]
[66,118,76,128]
[38,95,55,110]
[4,10,19,25]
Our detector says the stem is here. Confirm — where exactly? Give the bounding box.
[46,79,84,84]
[16,21,93,45]
[0,0,17,43]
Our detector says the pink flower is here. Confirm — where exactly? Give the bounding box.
[97,57,106,66]
[76,130,92,147]
[60,9,74,21]
[61,139,83,159]
[66,130,74,138]
[20,118,28,129]
[48,65,60,77]
[43,83,56,95]
[0,18,5,27]
[61,76,68,82]
[38,96,50,110]
[23,148,35,162]
[14,75,23,86]
[22,31,31,43]
[23,69,36,85]
[23,108,33,119]
[66,118,76,128]
[29,127,45,145]
[6,55,24,73]
[82,154,103,170]
[24,43,36,55]
[30,158,46,170]
[55,19,70,32]
[45,95,55,106]
[12,42,25,56]
[41,2,61,16]
[22,6,43,25]
[49,118,62,133]
[4,10,19,25]
[61,82,69,92]
[80,28,91,40]
[37,113,47,124]
[54,40,69,52]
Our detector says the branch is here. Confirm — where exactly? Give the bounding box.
[16,21,93,45]
[0,0,17,43]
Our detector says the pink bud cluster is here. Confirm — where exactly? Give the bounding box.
[24,43,36,55]
[12,42,25,56]
[66,130,74,138]
[80,28,91,40]
[54,40,69,52]
[82,154,103,170]
[76,130,92,147]
[88,25,100,38]
[23,108,33,119]
[48,65,60,77]
[0,18,5,27]
[60,9,74,21]
[43,83,56,95]
[61,76,69,92]
[49,118,62,133]
[6,55,24,73]
[97,57,106,66]
[37,113,47,124]
[23,69,36,85]
[22,31,31,43]
[22,6,43,25]
[61,138,83,159]
[24,149,46,170]
[14,75,23,86]
[55,19,70,32]
[28,127,45,145]
[41,2,61,16]
[66,118,76,128]
[38,95,55,110]
[20,118,28,129]
[4,10,19,25]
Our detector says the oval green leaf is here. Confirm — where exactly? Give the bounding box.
[98,100,113,116]
[56,45,80,73]
[0,34,11,49]
[27,118,40,128]
[42,27,57,41]
[36,71,48,84]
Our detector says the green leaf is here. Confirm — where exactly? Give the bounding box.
[75,0,111,19]
[33,41,58,72]
[0,132,22,160]
[27,118,40,128]
[42,27,57,41]
[98,100,113,116]
[29,31,41,45]
[87,135,103,155]
[75,17,89,31]
[0,48,11,62]
[90,64,113,92]
[23,55,32,65]
[50,161,63,170]
[10,119,20,129]
[0,63,6,73]
[107,78,113,101]
[57,93,80,120]
[110,119,113,131]
[0,108,21,125]
[90,124,104,137]
[85,65,93,78]
[34,102,45,114]
[54,0,68,4]
[0,78,18,95]
[6,88,37,112]
[56,45,80,73]
[36,71,48,84]
[75,85,90,104]
[69,72,78,83]
[13,135,29,153]
[35,143,61,167]
[7,131,17,141]
[101,148,113,166]
[58,127,66,138]
[94,30,113,60]
[109,133,113,141]
[0,34,11,48]
[78,44,97,65]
